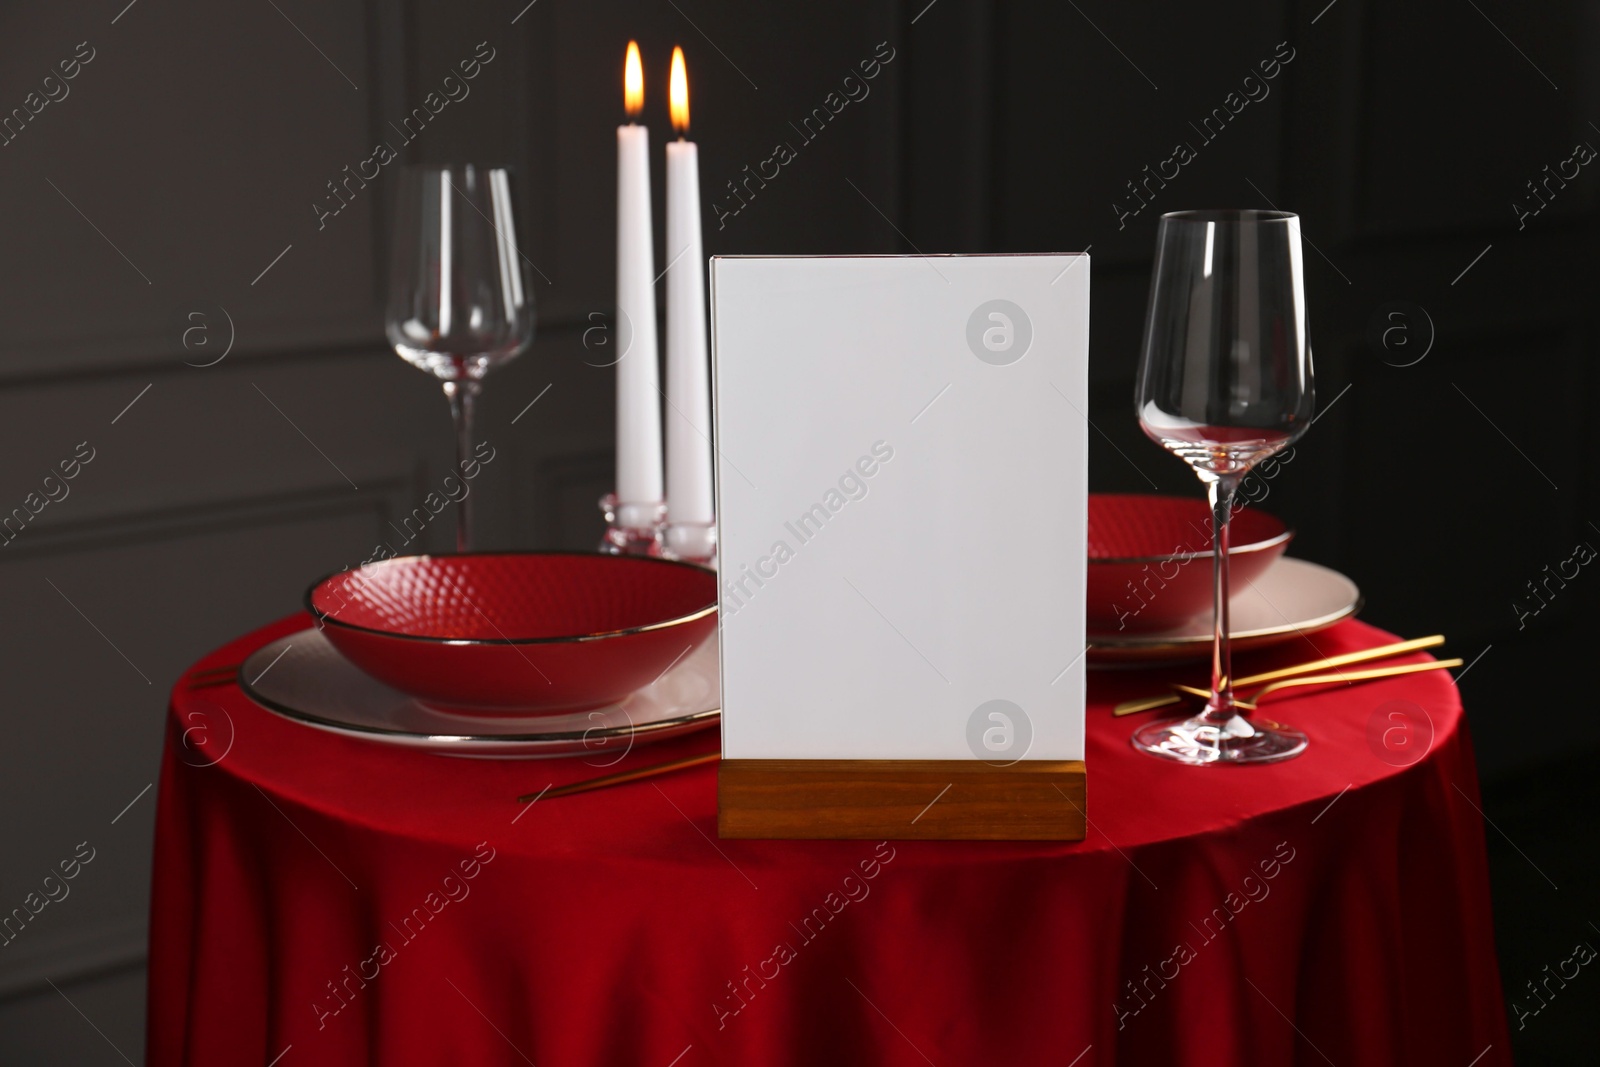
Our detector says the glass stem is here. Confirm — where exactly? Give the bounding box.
[442,378,482,552]
[1204,473,1243,724]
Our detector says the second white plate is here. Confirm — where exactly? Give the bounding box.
[1087,557,1361,667]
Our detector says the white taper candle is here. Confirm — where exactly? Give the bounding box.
[615,43,663,513]
[664,49,713,527]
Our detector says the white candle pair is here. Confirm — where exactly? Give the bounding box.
[614,43,713,534]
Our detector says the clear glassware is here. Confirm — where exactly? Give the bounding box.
[661,520,717,567]
[386,165,534,551]
[597,493,666,557]
[1132,209,1315,765]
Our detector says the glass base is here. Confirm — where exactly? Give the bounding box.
[1131,711,1307,766]
[598,493,664,557]
[660,522,717,568]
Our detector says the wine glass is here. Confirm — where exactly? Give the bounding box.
[1132,209,1315,765]
[386,165,535,551]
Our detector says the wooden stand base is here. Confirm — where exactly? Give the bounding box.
[718,759,1087,840]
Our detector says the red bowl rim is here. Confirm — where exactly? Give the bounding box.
[1090,528,1293,566]
[304,550,717,647]
[1089,495,1294,565]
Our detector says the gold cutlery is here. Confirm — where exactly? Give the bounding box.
[517,750,720,803]
[1112,635,1446,717]
[1170,656,1463,710]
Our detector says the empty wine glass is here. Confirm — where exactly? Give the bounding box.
[386,165,534,551]
[1132,209,1315,765]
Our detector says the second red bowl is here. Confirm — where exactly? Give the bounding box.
[1087,494,1292,633]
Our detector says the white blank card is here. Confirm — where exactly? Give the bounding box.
[710,254,1090,761]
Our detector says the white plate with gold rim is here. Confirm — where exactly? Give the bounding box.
[1087,557,1361,667]
[239,628,719,757]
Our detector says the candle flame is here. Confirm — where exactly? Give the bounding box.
[669,47,689,133]
[624,41,644,117]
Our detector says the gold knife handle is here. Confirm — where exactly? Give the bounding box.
[1247,658,1464,703]
[1233,635,1445,689]
[1110,635,1446,718]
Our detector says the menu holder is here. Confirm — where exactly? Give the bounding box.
[709,254,1091,840]
[718,759,1086,840]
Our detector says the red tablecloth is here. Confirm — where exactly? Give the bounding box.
[148,615,1510,1066]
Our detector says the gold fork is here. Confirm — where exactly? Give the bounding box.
[1170,657,1464,711]
[1112,635,1446,717]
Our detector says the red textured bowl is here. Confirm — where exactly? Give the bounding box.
[306,552,718,715]
[1087,494,1291,634]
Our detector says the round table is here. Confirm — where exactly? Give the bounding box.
[147,615,1511,1066]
